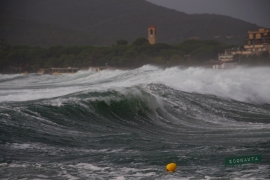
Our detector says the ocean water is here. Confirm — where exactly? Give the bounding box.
[0,65,270,180]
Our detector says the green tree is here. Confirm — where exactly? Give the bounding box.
[116,39,128,46]
[132,37,149,46]
[49,45,63,58]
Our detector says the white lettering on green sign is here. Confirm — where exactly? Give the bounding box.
[225,155,262,166]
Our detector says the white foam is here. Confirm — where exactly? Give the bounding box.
[0,66,269,104]
[75,163,104,171]
[3,161,269,180]
[158,67,270,104]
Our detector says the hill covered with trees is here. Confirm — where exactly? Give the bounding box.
[2,37,269,74]
[2,38,269,74]
[1,0,259,46]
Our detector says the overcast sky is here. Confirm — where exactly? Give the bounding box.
[146,0,270,28]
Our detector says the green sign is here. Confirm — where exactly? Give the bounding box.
[225,155,262,166]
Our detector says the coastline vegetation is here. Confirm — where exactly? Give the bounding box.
[0,38,269,74]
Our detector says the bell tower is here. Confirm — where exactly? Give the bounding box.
[148,26,157,44]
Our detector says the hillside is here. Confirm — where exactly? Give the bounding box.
[0,0,260,46]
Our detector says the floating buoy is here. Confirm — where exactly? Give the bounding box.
[166,162,177,172]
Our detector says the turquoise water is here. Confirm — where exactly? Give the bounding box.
[1,66,270,179]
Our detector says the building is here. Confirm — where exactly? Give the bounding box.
[213,62,238,69]
[148,26,157,44]
[213,48,238,69]
[218,49,234,62]
[217,28,270,63]
[231,28,270,56]
[243,44,270,55]
[248,28,270,45]
[244,28,270,54]
[210,28,270,69]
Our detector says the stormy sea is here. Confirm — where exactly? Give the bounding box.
[1,65,270,180]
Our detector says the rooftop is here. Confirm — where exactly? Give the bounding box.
[148,25,156,28]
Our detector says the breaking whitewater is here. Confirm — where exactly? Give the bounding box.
[1,65,270,180]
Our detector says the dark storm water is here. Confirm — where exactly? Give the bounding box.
[1,66,270,179]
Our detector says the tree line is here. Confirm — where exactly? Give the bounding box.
[0,38,269,73]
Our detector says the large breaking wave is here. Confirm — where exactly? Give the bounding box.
[1,65,270,179]
[0,65,270,104]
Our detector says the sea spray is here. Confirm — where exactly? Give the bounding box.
[1,65,270,179]
[1,66,270,103]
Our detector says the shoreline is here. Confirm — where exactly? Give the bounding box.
[1,64,270,75]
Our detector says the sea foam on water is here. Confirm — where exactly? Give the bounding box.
[0,65,269,104]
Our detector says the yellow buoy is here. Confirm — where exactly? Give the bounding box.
[166,162,177,172]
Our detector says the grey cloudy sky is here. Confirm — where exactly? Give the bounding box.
[146,0,270,28]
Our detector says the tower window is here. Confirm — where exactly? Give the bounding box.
[150,29,153,35]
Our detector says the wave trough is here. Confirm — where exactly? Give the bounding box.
[1,65,270,179]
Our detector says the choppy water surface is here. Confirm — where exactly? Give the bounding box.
[1,66,270,179]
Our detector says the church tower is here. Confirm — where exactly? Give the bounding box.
[148,26,157,44]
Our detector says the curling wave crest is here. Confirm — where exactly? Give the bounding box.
[0,65,269,104]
